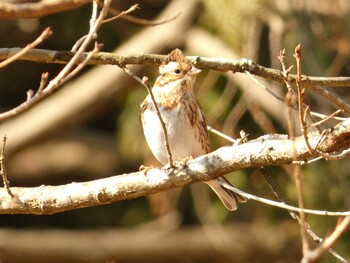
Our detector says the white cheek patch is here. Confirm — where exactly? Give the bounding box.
[159,61,179,74]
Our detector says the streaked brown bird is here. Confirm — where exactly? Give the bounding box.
[140,49,246,210]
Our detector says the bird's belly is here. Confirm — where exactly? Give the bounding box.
[142,105,205,164]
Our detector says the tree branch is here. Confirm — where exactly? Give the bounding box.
[1,48,350,88]
[1,118,349,215]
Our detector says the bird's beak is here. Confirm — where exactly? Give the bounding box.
[189,66,201,76]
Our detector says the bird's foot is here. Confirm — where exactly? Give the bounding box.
[174,156,193,168]
[139,164,154,175]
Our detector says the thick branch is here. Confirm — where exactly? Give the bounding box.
[0,48,350,88]
[1,119,349,215]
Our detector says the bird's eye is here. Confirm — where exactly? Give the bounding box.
[174,69,181,74]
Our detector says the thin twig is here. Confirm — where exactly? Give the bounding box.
[0,27,52,69]
[308,85,350,114]
[295,147,350,164]
[0,135,14,198]
[38,72,49,94]
[281,47,315,259]
[90,0,99,32]
[246,63,339,126]
[122,68,174,167]
[304,216,350,263]
[310,111,346,122]
[53,0,110,82]
[97,1,180,26]
[309,109,343,128]
[64,42,102,82]
[293,44,311,257]
[71,0,99,52]
[294,45,314,153]
[207,126,236,144]
[277,49,320,134]
[259,168,348,263]
[0,0,112,122]
[221,183,350,217]
[207,103,347,262]
[102,4,139,24]
[208,122,348,262]
[244,70,285,102]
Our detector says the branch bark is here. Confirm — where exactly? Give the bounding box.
[1,48,350,88]
[1,119,349,215]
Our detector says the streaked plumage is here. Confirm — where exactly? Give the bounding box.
[140,49,246,211]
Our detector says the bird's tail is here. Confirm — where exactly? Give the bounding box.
[205,177,247,211]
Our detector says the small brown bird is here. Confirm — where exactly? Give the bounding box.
[140,49,246,211]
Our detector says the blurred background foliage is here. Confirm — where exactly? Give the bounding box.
[0,0,349,262]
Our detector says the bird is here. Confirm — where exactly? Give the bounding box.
[140,49,246,211]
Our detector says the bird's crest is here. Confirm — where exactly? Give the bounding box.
[162,49,192,72]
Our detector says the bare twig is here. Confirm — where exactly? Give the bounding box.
[293,44,310,256]
[66,43,102,81]
[207,126,237,144]
[280,49,297,138]
[207,121,347,263]
[309,148,350,162]
[221,183,350,217]
[307,85,350,113]
[246,63,335,127]
[90,0,99,31]
[294,44,314,154]
[71,0,98,51]
[122,68,174,167]
[0,27,52,69]
[0,135,14,198]
[310,111,346,122]
[0,0,112,121]
[304,216,350,263]
[102,4,139,24]
[281,47,318,259]
[100,1,180,26]
[278,53,326,257]
[54,0,110,81]
[244,70,285,102]
[279,48,349,170]
[259,168,348,263]
[309,109,343,128]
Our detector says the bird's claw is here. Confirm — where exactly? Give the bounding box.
[174,156,192,168]
[139,164,154,175]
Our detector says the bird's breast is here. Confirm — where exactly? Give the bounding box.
[142,97,207,164]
